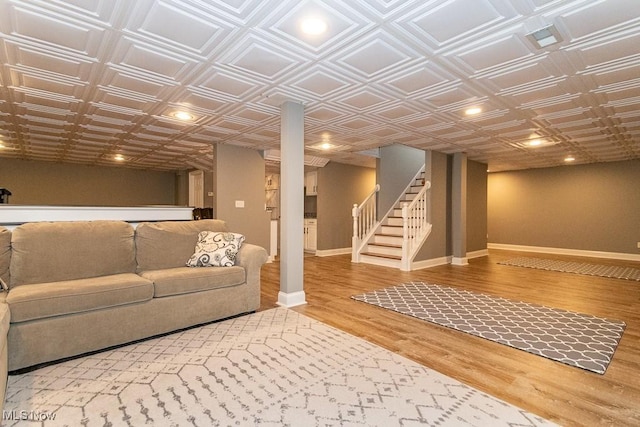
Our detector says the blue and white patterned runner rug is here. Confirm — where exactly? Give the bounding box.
[352,282,625,374]
[498,257,640,281]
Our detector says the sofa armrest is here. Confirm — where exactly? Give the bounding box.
[0,301,9,412]
[235,243,268,310]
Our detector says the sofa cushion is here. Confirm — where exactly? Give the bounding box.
[10,221,137,288]
[6,273,153,323]
[140,266,245,298]
[186,231,245,267]
[135,219,229,271]
[0,227,10,287]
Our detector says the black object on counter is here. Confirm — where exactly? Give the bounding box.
[0,188,11,204]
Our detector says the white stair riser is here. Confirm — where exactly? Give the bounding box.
[365,245,402,257]
[359,254,401,269]
[385,217,403,226]
[372,234,403,245]
[381,225,403,235]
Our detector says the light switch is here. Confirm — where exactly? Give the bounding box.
[235,200,245,208]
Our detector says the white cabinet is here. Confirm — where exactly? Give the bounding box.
[304,218,317,252]
[305,171,318,196]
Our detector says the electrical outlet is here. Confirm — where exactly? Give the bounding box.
[637,241,640,249]
[235,200,245,208]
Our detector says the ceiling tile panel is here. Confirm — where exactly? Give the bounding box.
[337,89,388,110]
[558,0,640,41]
[0,0,638,171]
[291,67,355,97]
[337,30,419,77]
[125,0,229,57]
[402,0,518,48]
[195,72,258,98]
[111,37,196,82]
[570,32,640,71]
[383,63,454,96]
[1,2,105,57]
[223,34,304,78]
[453,34,535,74]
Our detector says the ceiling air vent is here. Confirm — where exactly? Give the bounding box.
[527,25,562,48]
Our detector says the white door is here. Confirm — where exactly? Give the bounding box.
[189,170,204,208]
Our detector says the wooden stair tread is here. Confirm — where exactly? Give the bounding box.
[368,242,402,249]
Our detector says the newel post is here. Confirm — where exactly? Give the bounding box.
[352,203,359,263]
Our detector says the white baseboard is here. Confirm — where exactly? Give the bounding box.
[451,256,469,266]
[315,247,351,257]
[411,256,451,270]
[277,291,307,308]
[467,249,489,259]
[488,243,640,262]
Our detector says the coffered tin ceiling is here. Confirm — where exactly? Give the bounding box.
[0,0,638,172]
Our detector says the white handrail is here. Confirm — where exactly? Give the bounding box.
[401,180,431,271]
[352,184,380,262]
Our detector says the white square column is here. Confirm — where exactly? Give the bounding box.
[278,101,307,307]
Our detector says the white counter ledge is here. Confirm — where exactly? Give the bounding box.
[0,205,194,229]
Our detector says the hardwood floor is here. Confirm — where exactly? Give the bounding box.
[259,250,640,427]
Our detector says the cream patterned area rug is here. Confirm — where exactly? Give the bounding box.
[3,308,557,426]
[352,282,625,375]
[498,257,640,281]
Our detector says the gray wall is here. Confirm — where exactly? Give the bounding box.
[175,170,189,206]
[488,159,640,255]
[317,162,376,251]
[467,160,488,253]
[415,153,487,261]
[213,144,270,250]
[416,150,450,260]
[376,144,425,218]
[0,157,178,206]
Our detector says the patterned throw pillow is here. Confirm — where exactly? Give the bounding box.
[186,231,245,267]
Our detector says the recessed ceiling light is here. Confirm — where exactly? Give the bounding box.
[114,154,125,162]
[320,142,332,150]
[465,107,482,116]
[564,155,575,163]
[172,110,195,121]
[527,139,542,147]
[301,17,327,35]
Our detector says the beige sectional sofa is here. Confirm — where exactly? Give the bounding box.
[0,219,268,402]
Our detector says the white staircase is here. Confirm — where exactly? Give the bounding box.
[352,168,432,271]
